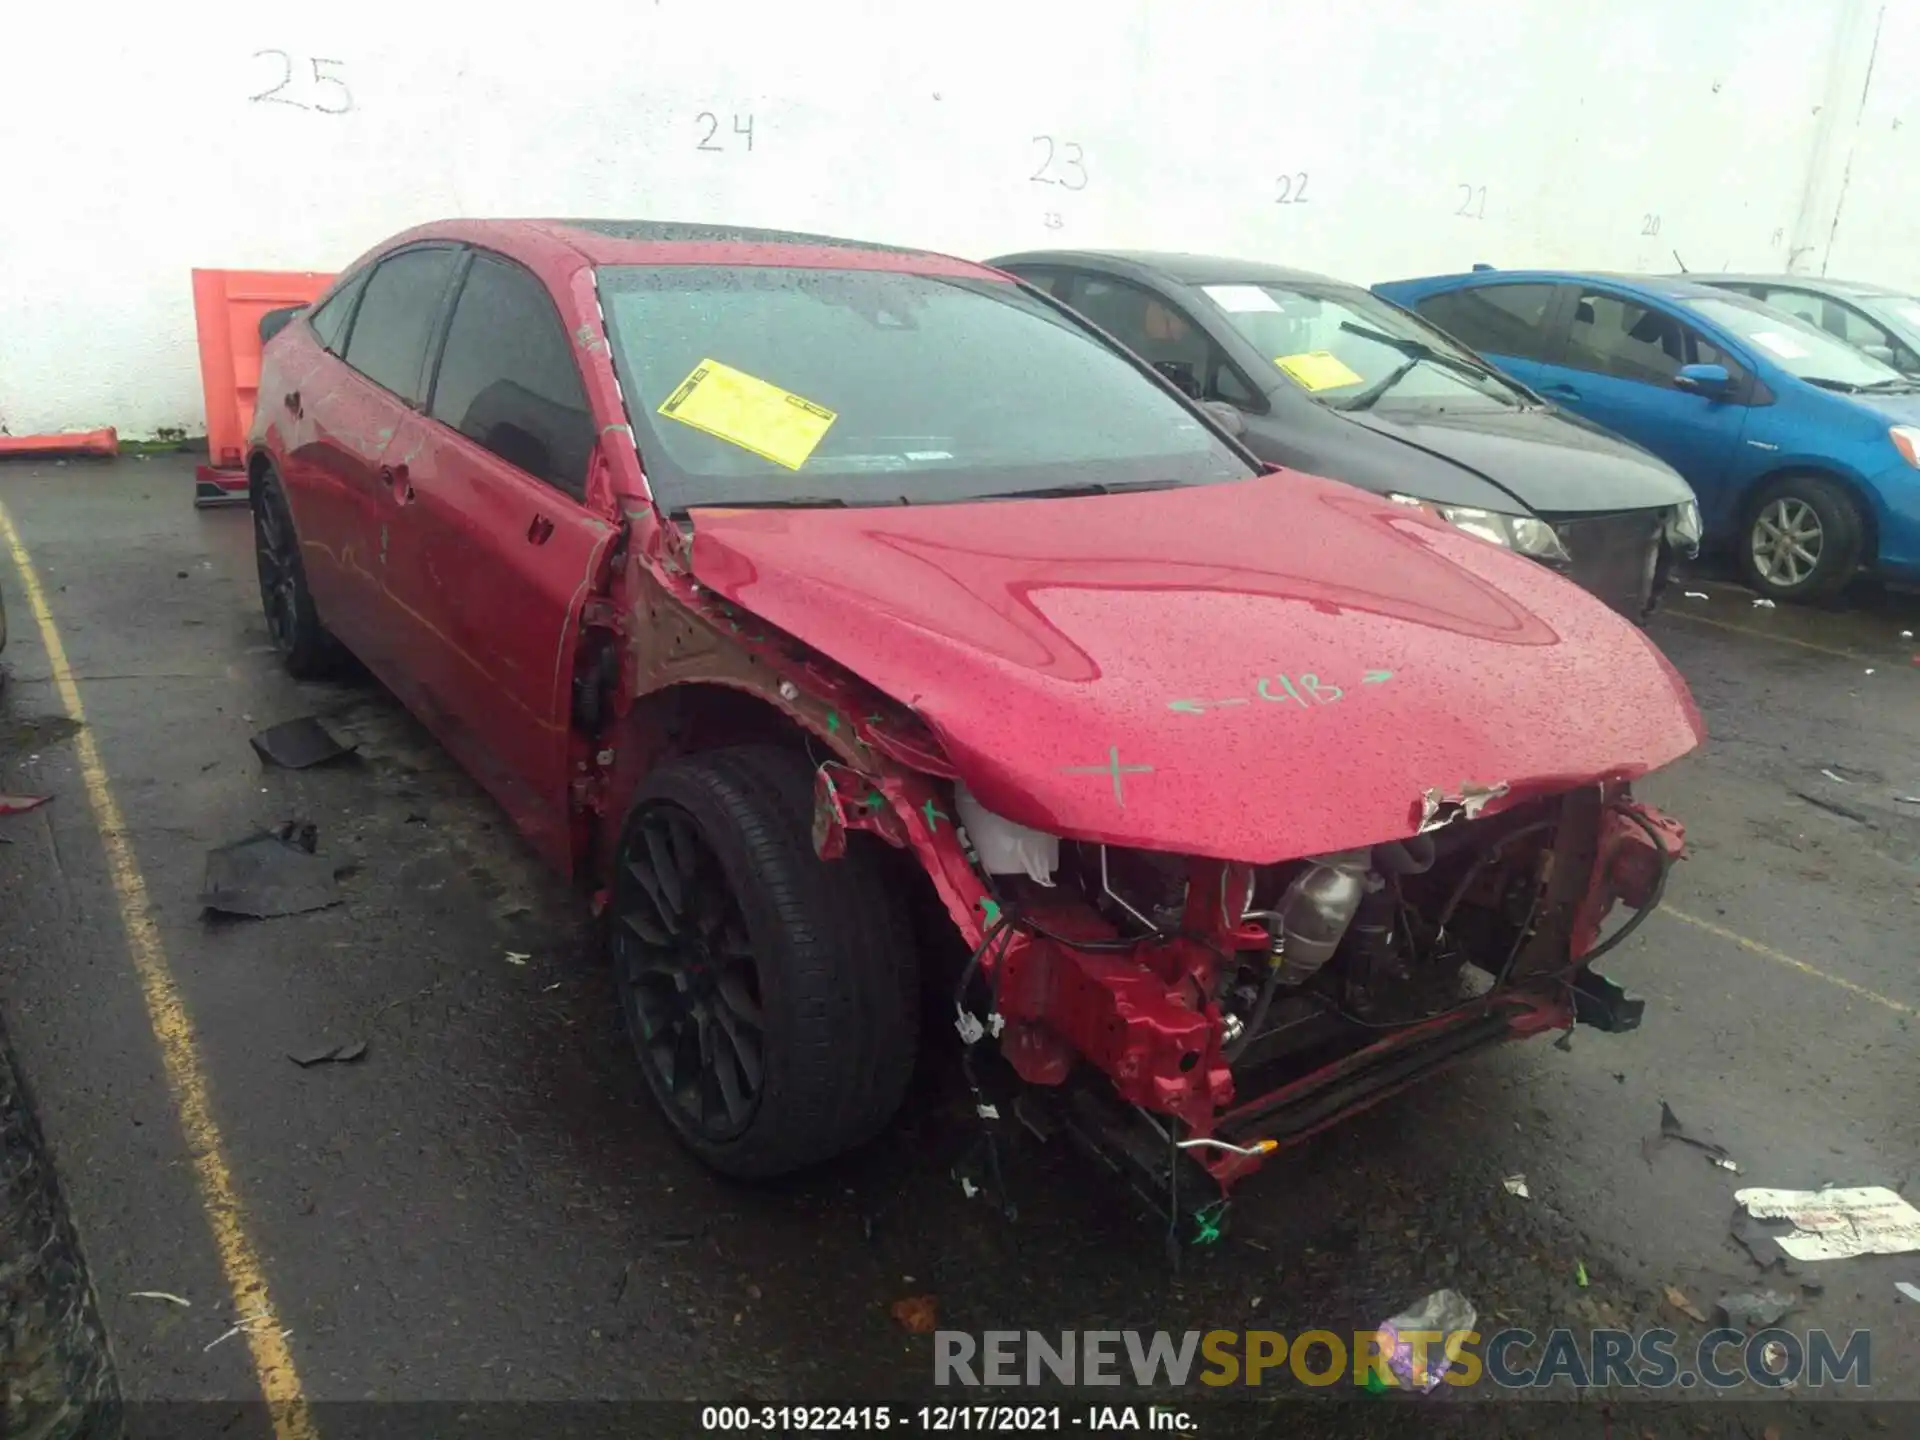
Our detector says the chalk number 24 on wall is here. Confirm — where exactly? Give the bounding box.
[251,51,353,114]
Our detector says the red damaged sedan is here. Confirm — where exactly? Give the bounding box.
[248,219,1700,1234]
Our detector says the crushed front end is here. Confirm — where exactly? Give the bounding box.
[823,761,1684,1238]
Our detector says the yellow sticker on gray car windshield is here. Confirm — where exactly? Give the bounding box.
[657,359,837,471]
[1275,351,1364,392]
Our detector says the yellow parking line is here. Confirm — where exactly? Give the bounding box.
[1661,904,1914,1016]
[1663,609,1883,664]
[0,505,315,1440]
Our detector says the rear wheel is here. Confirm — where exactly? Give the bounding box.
[253,464,339,678]
[611,745,919,1178]
[1738,473,1865,603]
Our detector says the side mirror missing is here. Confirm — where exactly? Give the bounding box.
[259,305,303,345]
[1674,362,1732,399]
[1200,400,1247,437]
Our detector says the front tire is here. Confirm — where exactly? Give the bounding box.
[1738,473,1865,604]
[252,464,339,678]
[611,745,919,1178]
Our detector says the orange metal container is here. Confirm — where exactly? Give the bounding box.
[190,269,335,472]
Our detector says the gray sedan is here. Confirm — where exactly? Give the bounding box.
[1691,274,1920,377]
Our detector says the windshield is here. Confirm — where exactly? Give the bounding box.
[596,266,1255,514]
[1196,280,1528,410]
[1680,295,1907,388]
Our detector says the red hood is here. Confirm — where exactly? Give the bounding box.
[688,472,1703,862]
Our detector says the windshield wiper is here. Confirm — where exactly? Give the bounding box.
[1336,355,1421,412]
[1338,321,1514,393]
[1802,376,1866,393]
[1858,376,1920,394]
[674,496,853,518]
[971,479,1184,502]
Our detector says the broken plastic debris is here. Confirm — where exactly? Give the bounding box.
[1663,1285,1707,1323]
[130,1291,191,1307]
[1645,1100,1737,1169]
[249,715,355,769]
[288,1039,367,1067]
[504,951,530,966]
[199,831,340,918]
[1752,598,1776,608]
[1374,1289,1475,1392]
[1415,781,1510,835]
[1683,591,1710,599]
[1820,768,1852,784]
[0,794,51,816]
[1735,1185,1920,1260]
[891,1295,938,1334]
[1717,1288,1797,1329]
[954,1007,985,1044]
[1575,1260,1589,1288]
[958,1175,979,1199]
[1502,1174,1530,1199]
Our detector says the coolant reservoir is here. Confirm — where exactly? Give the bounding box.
[953,784,1059,885]
[1275,848,1373,983]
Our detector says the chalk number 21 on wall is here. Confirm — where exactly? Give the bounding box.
[250,51,353,114]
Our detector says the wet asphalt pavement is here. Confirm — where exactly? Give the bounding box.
[0,457,1916,1431]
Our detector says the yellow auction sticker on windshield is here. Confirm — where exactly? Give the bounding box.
[1275,351,1364,392]
[658,359,837,471]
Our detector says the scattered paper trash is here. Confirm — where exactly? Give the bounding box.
[288,1039,367,1067]
[1752,598,1777,608]
[1896,1282,1920,1304]
[1375,1289,1476,1392]
[1575,1260,1589,1288]
[505,951,530,966]
[199,830,340,918]
[1663,1285,1707,1323]
[1717,1288,1797,1329]
[1502,1174,1530,1199]
[1734,1185,1920,1261]
[891,1295,938,1334]
[130,1291,191,1307]
[0,794,51,816]
[1896,796,1920,806]
[1902,630,1914,640]
[1684,591,1710,600]
[1865,668,1876,675]
[1820,768,1853,785]
[249,716,355,770]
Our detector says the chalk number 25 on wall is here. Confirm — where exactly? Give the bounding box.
[251,51,354,114]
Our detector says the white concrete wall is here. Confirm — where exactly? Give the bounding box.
[1,0,1903,437]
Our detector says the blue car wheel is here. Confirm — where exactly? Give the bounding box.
[1738,473,1866,603]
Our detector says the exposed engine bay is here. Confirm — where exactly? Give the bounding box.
[932,779,1684,1237]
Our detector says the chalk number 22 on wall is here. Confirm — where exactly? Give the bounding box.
[250,51,353,114]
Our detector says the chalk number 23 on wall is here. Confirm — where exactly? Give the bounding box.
[251,51,354,114]
[1031,137,1088,190]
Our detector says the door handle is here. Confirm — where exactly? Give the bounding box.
[526,513,555,545]
[379,463,414,504]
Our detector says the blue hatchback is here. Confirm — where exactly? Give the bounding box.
[1372,268,1920,601]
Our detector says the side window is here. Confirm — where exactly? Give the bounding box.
[1064,275,1253,405]
[1564,290,1693,386]
[1001,266,1071,298]
[342,248,460,405]
[1751,286,1825,330]
[307,271,368,355]
[428,254,595,499]
[1411,283,1558,361]
[1826,300,1900,354]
